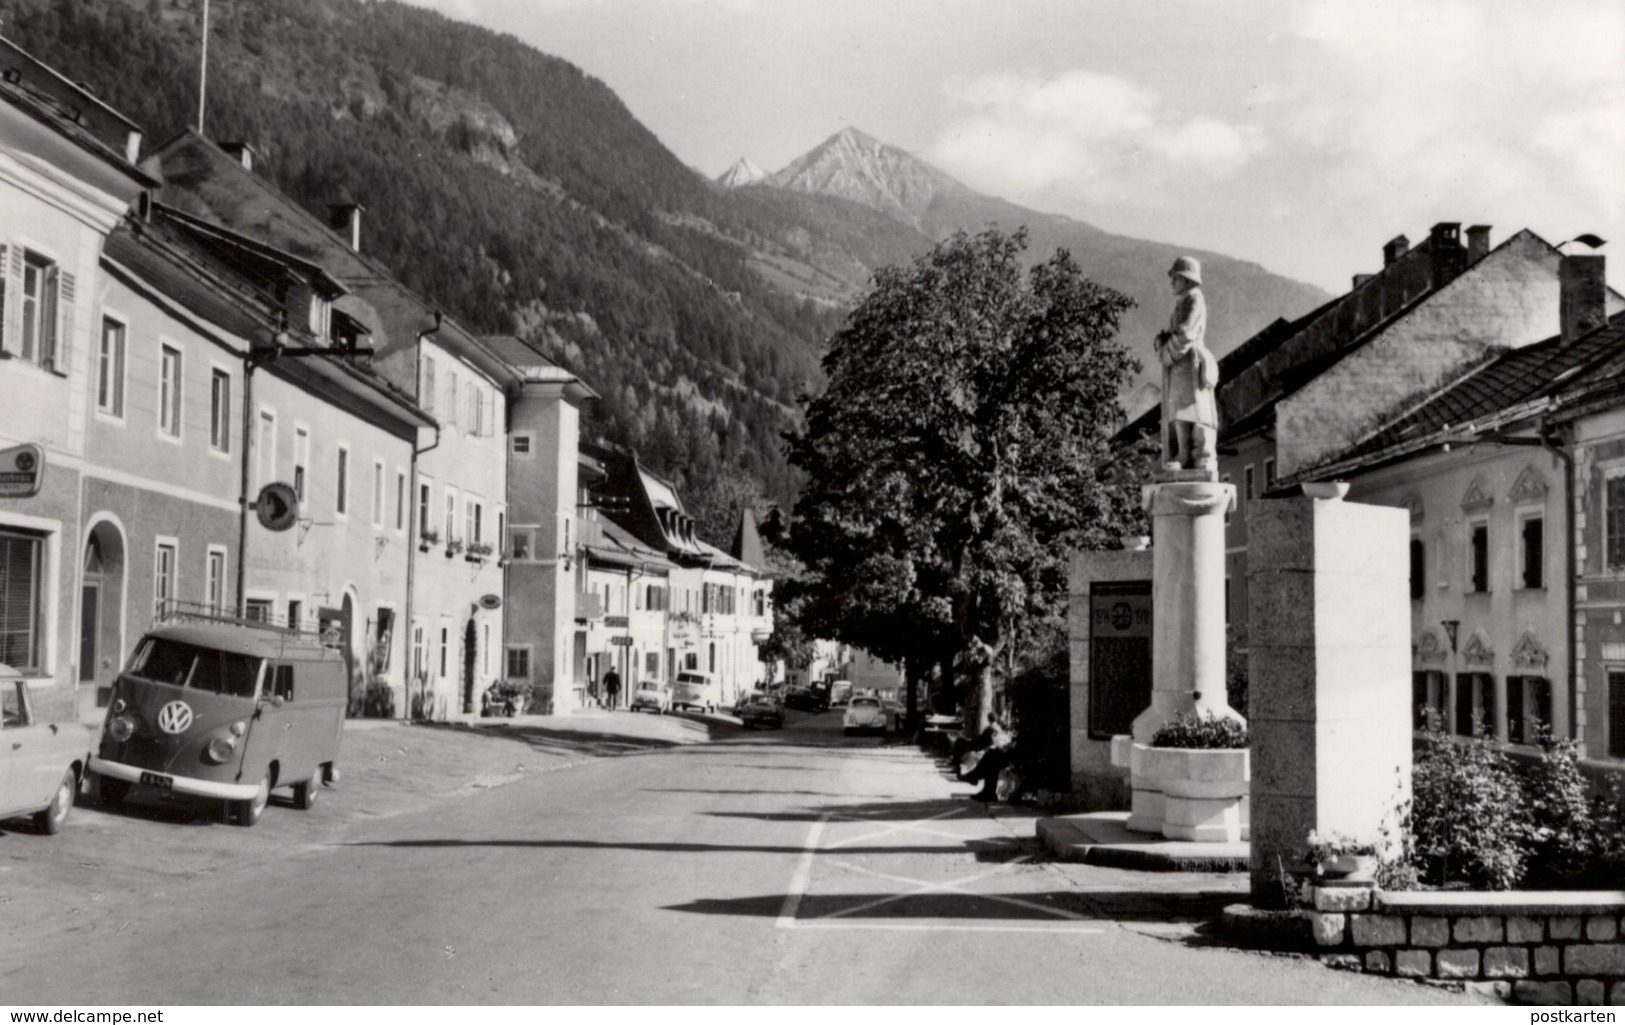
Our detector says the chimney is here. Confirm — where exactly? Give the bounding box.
[219,141,255,172]
[1429,222,1465,284]
[328,202,363,252]
[1466,225,1492,264]
[1382,235,1410,266]
[1559,254,1607,345]
[1352,273,1375,289]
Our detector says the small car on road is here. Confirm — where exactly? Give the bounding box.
[1,676,94,834]
[843,695,889,736]
[670,671,717,713]
[738,693,785,730]
[628,680,671,715]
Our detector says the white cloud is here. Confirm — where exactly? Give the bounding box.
[928,69,1265,204]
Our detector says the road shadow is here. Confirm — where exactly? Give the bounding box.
[337,837,970,855]
[666,889,1236,922]
[413,721,702,759]
[706,795,995,824]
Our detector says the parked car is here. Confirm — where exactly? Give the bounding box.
[843,695,889,736]
[738,693,785,730]
[782,686,821,712]
[670,671,718,713]
[828,680,853,708]
[629,680,671,715]
[90,612,347,827]
[1,677,93,834]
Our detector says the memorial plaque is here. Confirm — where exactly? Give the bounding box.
[1087,579,1152,740]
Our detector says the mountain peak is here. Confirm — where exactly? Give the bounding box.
[768,128,961,231]
[715,156,766,188]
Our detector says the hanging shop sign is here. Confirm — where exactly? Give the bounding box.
[479,594,503,610]
[0,443,44,499]
[255,482,300,531]
[609,636,635,646]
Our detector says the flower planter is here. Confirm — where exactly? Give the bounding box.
[1129,743,1249,842]
[1317,853,1377,882]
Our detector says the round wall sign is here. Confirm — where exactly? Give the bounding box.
[478,594,502,610]
[256,482,300,531]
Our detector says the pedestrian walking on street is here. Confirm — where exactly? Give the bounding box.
[604,668,622,710]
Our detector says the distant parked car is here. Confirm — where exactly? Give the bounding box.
[629,680,671,715]
[782,686,821,712]
[1,677,94,834]
[828,680,853,708]
[843,695,888,737]
[670,671,717,713]
[738,693,785,730]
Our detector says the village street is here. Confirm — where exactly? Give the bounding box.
[2,711,1486,1005]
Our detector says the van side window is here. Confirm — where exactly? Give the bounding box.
[271,665,294,701]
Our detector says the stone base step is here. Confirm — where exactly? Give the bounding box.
[1037,811,1249,872]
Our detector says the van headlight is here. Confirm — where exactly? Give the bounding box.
[107,716,135,743]
[205,736,239,763]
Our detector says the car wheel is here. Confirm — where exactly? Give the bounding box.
[35,768,77,834]
[99,775,130,807]
[233,775,271,827]
[293,765,322,811]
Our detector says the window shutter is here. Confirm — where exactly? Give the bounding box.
[422,358,435,412]
[2,247,22,358]
[39,265,59,369]
[52,270,74,374]
[0,245,8,355]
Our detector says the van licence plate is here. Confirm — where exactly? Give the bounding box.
[139,771,173,789]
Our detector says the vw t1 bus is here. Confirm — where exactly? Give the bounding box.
[90,606,348,826]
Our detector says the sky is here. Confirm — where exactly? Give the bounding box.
[402,0,1625,295]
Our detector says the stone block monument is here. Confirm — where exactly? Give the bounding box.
[1247,488,1412,905]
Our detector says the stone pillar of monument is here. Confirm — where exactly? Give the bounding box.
[1125,476,1242,833]
[1247,489,1412,905]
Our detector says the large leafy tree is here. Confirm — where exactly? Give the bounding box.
[785,228,1140,728]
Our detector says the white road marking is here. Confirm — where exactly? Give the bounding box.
[777,811,1105,935]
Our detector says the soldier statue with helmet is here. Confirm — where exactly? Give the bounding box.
[1155,256,1219,475]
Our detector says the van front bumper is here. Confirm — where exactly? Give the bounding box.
[90,757,262,800]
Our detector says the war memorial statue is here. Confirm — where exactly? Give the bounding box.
[1155,256,1219,474]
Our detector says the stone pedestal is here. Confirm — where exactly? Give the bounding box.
[1126,479,1242,834]
[1247,492,1412,906]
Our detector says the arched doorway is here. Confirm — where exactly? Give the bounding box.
[79,519,127,720]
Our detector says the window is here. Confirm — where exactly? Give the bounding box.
[159,344,182,437]
[287,600,303,631]
[512,434,532,456]
[372,461,386,527]
[1606,475,1625,570]
[294,427,309,502]
[421,356,436,412]
[444,489,457,542]
[439,625,450,677]
[210,369,231,452]
[510,530,533,561]
[466,499,482,545]
[419,481,433,539]
[336,446,349,516]
[154,540,177,616]
[412,622,426,678]
[1410,537,1425,600]
[1520,515,1544,589]
[506,646,531,680]
[1454,672,1491,737]
[1468,522,1489,592]
[16,250,69,369]
[256,410,276,491]
[1610,671,1625,759]
[1244,465,1255,502]
[1505,676,1552,746]
[1410,672,1449,730]
[244,598,272,623]
[205,548,226,613]
[444,369,458,430]
[1264,458,1276,489]
[395,471,407,532]
[0,529,43,672]
[97,317,126,416]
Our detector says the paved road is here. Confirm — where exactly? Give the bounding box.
[3,709,1485,1005]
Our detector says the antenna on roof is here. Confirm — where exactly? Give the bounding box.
[197,0,209,134]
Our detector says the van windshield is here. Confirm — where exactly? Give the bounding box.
[130,639,264,699]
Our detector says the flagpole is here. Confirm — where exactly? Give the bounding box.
[197,0,209,134]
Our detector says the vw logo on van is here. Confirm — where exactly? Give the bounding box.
[156,700,195,735]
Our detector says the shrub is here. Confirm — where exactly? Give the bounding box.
[1149,711,1248,749]
[1519,729,1596,888]
[1409,713,1530,889]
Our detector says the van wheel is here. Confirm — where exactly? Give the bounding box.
[233,775,270,827]
[35,769,77,834]
[293,766,322,811]
[99,776,130,807]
